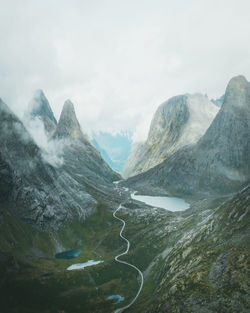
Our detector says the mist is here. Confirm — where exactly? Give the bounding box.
[1,0,250,142]
[23,116,64,167]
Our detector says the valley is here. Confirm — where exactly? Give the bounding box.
[1,181,248,313]
[0,75,249,313]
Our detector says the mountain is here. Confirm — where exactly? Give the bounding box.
[53,99,83,140]
[0,97,120,230]
[0,77,249,313]
[125,75,250,196]
[123,94,218,178]
[0,98,96,229]
[25,89,57,135]
[92,131,132,172]
[52,100,120,188]
[122,141,144,178]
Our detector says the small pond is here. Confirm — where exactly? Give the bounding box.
[67,260,104,271]
[131,193,189,212]
[107,295,125,304]
[55,249,81,259]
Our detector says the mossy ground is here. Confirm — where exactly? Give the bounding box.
[0,203,149,313]
[0,188,249,313]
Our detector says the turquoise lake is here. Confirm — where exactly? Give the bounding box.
[55,249,81,259]
[131,193,190,212]
[107,295,125,304]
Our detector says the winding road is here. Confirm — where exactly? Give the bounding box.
[113,203,144,313]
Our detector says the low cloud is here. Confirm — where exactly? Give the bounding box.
[1,0,250,142]
[23,117,64,167]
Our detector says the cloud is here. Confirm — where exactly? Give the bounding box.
[1,0,250,142]
[24,117,64,167]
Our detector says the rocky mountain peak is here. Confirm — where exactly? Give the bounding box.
[123,93,218,178]
[147,95,188,146]
[223,75,250,111]
[26,89,57,135]
[53,99,84,140]
[126,75,250,195]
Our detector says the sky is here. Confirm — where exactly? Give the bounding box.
[0,0,250,142]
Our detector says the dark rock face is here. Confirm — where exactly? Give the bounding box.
[0,98,96,229]
[26,90,57,135]
[123,93,218,178]
[0,158,13,203]
[125,76,250,196]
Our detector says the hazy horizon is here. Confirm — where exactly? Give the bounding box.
[1,0,250,142]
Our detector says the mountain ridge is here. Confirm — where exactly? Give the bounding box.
[124,75,250,196]
[123,93,218,178]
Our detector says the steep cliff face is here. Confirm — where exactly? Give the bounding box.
[25,89,57,135]
[125,75,250,196]
[0,98,96,229]
[123,94,218,178]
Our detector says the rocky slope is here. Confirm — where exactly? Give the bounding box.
[0,98,96,229]
[25,89,57,135]
[125,75,250,196]
[123,94,218,178]
[131,184,250,313]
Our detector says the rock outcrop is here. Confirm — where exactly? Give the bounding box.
[123,93,218,178]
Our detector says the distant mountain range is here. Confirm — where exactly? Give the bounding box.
[211,94,225,107]
[92,131,132,173]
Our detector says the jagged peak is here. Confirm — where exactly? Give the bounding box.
[63,99,75,111]
[60,99,79,124]
[53,99,84,140]
[27,89,57,125]
[223,75,249,110]
[33,89,44,97]
[148,93,217,138]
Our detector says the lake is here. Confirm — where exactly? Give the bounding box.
[67,260,104,271]
[107,295,125,304]
[131,193,189,212]
[55,249,81,259]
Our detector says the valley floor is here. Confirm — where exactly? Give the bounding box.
[0,185,249,313]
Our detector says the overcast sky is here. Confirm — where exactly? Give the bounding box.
[1,0,250,142]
